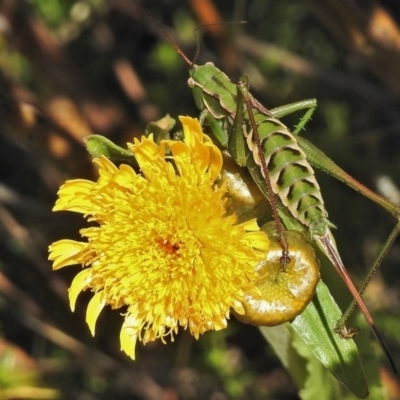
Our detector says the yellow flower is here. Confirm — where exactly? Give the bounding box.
[49,116,270,359]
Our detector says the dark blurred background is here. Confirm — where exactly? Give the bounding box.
[0,0,400,399]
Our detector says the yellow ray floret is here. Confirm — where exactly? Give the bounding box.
[49,116,269,359]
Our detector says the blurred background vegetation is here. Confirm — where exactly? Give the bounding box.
[0,0,400,398]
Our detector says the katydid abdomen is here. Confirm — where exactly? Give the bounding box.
[244,105,328,233]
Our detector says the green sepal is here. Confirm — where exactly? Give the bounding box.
[145,114,176,144]
[84,135,138,167]
[84,115,176,166]
[260,281,369,399]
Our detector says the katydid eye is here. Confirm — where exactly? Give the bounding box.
[187,78,195,88]
[234,229,320,326]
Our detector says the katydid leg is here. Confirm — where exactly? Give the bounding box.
[297,135,400,217]
[235,76,290,267]
[316,232,396,373]
[339,220,400,329]
[199,109,231,147]
[269,99,318,136]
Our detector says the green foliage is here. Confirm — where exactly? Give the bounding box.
[261,282,372,399]
[0,340,59,399]
[31,0,72,29]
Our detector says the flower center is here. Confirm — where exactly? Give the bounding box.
[155,236,181,257]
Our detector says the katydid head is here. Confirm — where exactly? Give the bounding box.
[187,62,215,88]
[186,62,238,119]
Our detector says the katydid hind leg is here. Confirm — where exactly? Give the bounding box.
[316,233,397,374]
[339,220,400,336]
[236,76,290,267]
[298,135,399,217]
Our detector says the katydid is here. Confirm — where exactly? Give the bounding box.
[134,1,398,372]
[191,64,396,372]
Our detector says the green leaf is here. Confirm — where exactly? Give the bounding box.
[293,332,343,400]
[259,323,309,389]
[260,281,369,399]
[292,281,368,398]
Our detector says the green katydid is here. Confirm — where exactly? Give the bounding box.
[134,2,399,373]
[195,65,397,372]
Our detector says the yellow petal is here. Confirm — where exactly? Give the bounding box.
[206,142,223,182]
[86,291,106,336]
[182,118,211,172]
[131,136,160,162]
[167,140,191,176]
[174,116,222,180]
[68,269,92,311]
[244,231,270,252]
[53,180,94,212]
[179,116,198,142]
[240,218,261,232]
[120,317,139,360]
[94,156,119,176]
[49,240,88,270]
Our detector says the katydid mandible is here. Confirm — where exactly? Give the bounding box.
[135,2,397,372]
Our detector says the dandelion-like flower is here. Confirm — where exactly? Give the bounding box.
[49,116,270,359]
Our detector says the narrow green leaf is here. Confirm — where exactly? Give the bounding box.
[292,331,343,400]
